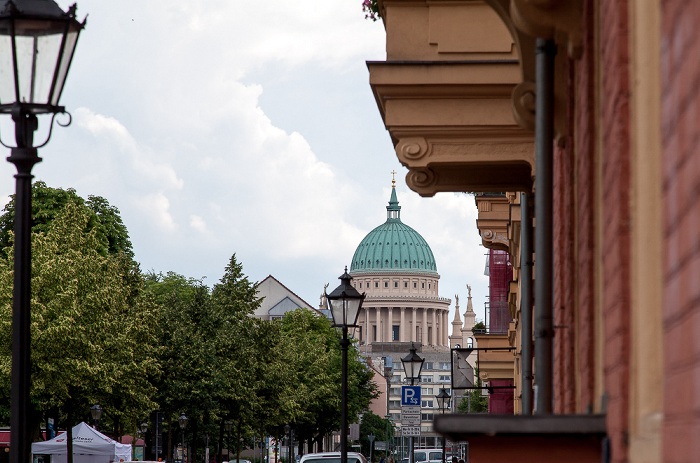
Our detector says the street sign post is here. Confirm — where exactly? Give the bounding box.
[401,386,421,406]
[401,386,422,438]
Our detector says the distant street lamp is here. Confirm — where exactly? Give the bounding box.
[384,414,392,460]
[90,404,103,430]
[401,345,424,463]
[0,3,85,463]
[435,389,451,463]
[325,267,366,463]
[178,414,188,463]
[225,421,233,461]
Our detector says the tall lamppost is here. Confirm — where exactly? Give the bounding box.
[284,424,294,463]
[139,423,148,460]
[325,267,365,463]
[90,404,103,430]
[224,421,233,462]
[435,389,450,463]
[178,414,188,463]
[0,3,85,463]
[401,345,424,463]
[383,415,392,461]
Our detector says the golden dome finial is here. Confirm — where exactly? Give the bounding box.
[391,170,397,188]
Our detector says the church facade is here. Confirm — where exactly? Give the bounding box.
[345,182,475,451]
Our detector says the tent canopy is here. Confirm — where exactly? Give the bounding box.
[32,422,131,463]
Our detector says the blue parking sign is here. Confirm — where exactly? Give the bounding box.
[401,385,421,406]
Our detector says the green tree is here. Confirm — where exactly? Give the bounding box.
[278,309,379,453]
[359,411,393,462]
[456,369,488,413]
[0,202,157,436]
[0,181,134,259]
[211,254,263,462]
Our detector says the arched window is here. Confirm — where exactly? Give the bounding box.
[467,337,474,348]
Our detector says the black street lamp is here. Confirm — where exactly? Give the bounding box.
[178,414,188,463]
[90,404,103,430]
[401,345,424,463]
[401,345,424,386]
[0,3,85,463]
[224,420,233,461]
[325,267,365,463]
[435,389,451,463]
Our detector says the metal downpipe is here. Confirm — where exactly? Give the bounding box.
[520,192,533,415]
[534,38,556,414]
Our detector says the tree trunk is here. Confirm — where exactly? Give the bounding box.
[217,420,224,463]
[67,420,74,463]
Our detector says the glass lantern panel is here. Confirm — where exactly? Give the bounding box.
[329,298,347,326]
[14,19,65,105]
[0,28,14,105]
[51,25,79,106]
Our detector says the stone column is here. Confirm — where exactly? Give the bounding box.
[422,309,428,345]
[400,307,406,341]
[387,306,393,341]
[432,308,437,346]
[412,307,417,342]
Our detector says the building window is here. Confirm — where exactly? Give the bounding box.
[422,400,434,408]
[390,387,402,396]
[393,325,400,341]
[375,282,379,288]
[439,375,451,382]
[389,400,401,409]
[359,282,362,288]
[414,283,417,288]
[373,325,377,342]
[439,362,451,370]
[385,282,388,288]
[420,375,433,383]
[392,374,402,383]
[424,362,434,370]
[405,282,408,288]
[421,387,434,395]
[394,281,398,288]
[467,337,474,348]
[421,413,434,421]
[422,283,425,289]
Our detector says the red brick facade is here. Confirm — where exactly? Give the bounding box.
[661,1,700,461]
[575,0,598,416]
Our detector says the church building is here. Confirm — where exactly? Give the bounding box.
[345,180,475,450]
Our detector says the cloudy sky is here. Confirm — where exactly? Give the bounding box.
[0,0,490,323]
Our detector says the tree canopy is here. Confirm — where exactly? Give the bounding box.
[0,182,382,460]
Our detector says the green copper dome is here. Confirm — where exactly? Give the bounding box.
[350,187,437,274]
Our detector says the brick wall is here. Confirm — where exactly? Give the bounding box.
[600,1,631,462]
[661,1,700,461]
[575,0,598,414]
[553,50,577,414]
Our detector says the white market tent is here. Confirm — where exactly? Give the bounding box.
[32,422,132,463]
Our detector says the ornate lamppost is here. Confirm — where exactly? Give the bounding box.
[178,414,188,463]
[435,389,451,463]
[0,3,85,463]
[401,345,424,463]
[90,404,103,430]
[325,267,365,463]
[225,421,233,462]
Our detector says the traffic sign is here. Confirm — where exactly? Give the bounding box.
[401,405,421,426]
[401,426,420,436]
[401,386,421,406]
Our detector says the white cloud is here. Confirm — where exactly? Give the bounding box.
[1,0,489,322]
